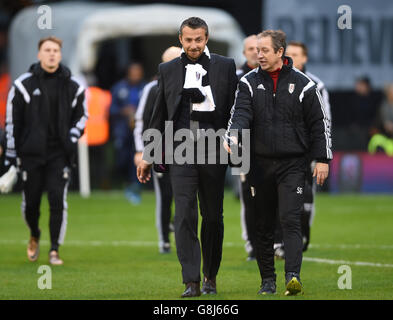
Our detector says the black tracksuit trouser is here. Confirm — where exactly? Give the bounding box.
[239,174,257,253]
[152,171,173,246]
[169,163,227,284]
[21,155,70,252]
[274,159,316,251]
[253,156,306,281]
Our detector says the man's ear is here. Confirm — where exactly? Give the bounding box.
[278,47,284,58]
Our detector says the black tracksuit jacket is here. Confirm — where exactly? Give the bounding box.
[4,63,87,168]
[227,57,332,162]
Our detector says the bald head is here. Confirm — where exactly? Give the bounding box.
[243,35,258,68]
[162,46,182,63]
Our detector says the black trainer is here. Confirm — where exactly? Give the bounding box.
[285,272,302,296]
[258,278,276,295]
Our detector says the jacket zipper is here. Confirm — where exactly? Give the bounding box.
[272,77,278,155]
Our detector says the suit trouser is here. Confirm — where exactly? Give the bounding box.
[21,155,70,252]
[169,163,227,283]
[152,171,173,246]
[253,156,306,280]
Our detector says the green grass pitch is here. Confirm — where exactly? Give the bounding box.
[1,190,392,300]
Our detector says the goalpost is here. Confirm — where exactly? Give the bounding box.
[78,135,90,198]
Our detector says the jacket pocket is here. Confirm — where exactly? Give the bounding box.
[294,125,309,150]
[20,128,31,146]
[282,124,308,154]
[19,127,46,156]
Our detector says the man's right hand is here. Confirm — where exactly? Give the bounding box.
[134,152,143,167]
[137,159,152,183]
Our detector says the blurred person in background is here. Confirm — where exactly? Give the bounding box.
[85,84,111,189]
[0,62,9,130]
[0,126,4,158]
[0,62,9,171]
[110,62,146,204]
[278,41,332,256]
[347,77,381,150]
[134,46,182,254]
[237,34,259,77]
[236,34,258,261]
[3,36,87,265]
[378,83,393,139]
[368,83,393,156]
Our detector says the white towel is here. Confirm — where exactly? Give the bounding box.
[183,63,215,112]
[0,165,18,193]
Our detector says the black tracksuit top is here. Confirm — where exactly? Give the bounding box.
[227,56,332,162]
[4,63,87,166]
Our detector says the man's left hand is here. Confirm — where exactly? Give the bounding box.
[313,162,329,186]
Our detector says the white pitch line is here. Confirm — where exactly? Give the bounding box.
[1,239,392,250]
[0,239,157,247]
[309,244,393,250]
[1,239,393,268]
[303,257,393,268]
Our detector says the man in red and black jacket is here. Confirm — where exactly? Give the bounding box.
[225,30,332,296]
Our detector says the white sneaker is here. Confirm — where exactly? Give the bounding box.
[159,242,171,254]
[49,250,64,265]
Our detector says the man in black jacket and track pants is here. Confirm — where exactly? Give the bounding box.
[225,30,332,296]
[4,36,87,265]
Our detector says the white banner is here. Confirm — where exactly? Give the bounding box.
[263,0,393,89]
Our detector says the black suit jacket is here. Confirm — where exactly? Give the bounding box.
[149,53,238,134]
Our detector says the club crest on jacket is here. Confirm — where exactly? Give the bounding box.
[288,83,295,94]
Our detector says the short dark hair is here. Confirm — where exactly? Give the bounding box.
[288,41,308,57]
[356,76,371,87]
[38,36,62,50]
[257,29,286,54]
[179,17,209,37]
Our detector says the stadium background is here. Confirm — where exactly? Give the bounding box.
[0,0,392,301]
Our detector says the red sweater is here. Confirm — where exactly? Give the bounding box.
[268,58,288,93]
[268,68,280,93]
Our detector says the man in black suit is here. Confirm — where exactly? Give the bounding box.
[137,17,238,297]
